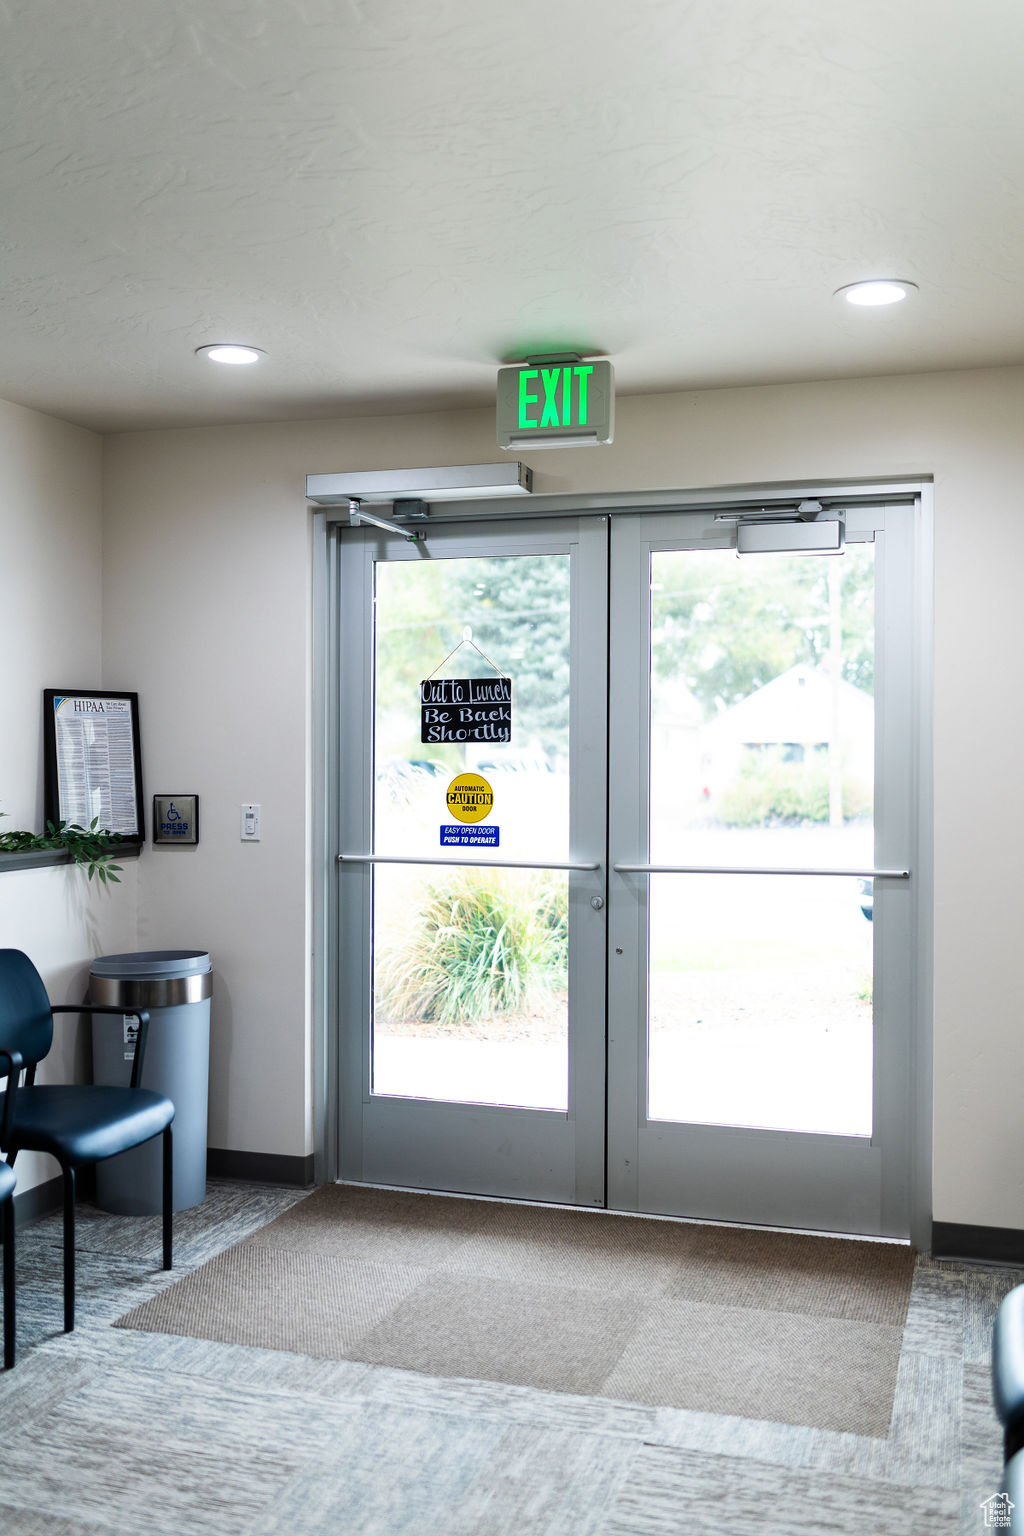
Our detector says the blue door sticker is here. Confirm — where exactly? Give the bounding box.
[440,825,499,847]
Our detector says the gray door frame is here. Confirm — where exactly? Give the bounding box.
[329,514,610,1206]
[606,501,923,1238]
[311,476,933,1244]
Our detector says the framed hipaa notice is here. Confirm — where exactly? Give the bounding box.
[44,689,144,838]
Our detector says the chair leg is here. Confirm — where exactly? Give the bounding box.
[3,1192,14,1370]
[62,1164,76,1333]
[162,1126,173,1270]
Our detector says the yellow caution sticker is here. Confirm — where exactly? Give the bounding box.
[445,772,494,824]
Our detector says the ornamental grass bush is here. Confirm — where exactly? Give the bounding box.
[376,867,568,1025]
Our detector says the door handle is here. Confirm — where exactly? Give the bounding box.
[612,863,910,878]
[338,853,600,872]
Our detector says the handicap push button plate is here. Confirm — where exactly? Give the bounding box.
[153,794,199,847]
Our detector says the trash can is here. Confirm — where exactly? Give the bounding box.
[89,950,212,1215]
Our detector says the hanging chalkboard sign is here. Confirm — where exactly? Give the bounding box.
[420,677,512,744]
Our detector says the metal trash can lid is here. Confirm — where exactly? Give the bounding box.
[89,950,212,1008]
[91,950,211,979]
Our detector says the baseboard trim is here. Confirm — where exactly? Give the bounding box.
[13,1174,64,1230]
[3,1153,311,1236]
[206,1149,315,1187]
[932,1220,1024,1266]
[4,1155,313,1234]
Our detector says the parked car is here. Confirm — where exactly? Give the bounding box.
[375,757,446,795]
[858,876,873,922]
[473,754,555,775]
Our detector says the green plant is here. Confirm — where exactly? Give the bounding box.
[376,868,568,1025]
[0,815,126,883]
[717,748,871,827]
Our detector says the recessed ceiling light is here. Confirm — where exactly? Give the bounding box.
[834,280,917,307]
[195,344,264,365]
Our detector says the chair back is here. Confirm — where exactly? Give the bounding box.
[0,950,54,1071]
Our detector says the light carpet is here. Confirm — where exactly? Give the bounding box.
[115,1183,914,1436]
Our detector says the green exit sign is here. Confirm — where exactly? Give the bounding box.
[496,359,614,448]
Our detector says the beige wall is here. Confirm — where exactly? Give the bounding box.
[98,363,1024,1229]
[0,399,139,1196]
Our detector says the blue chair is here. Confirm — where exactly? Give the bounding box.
[0,1123,14,1369]
[0,949,175,1334]
[993,1286,1024,1533]
[994,1286,1024,1461]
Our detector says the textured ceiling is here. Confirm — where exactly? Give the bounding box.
[2,1,1023,432]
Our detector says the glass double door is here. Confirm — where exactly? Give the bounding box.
[336,505,914,1236]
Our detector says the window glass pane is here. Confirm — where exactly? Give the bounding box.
[374,555,570,861]
[648,546,875,1135]
[372,864,569,1110]
[371,554,571,1110]
[648,872,873,1134]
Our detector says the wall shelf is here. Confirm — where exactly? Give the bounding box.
[0,843,142,874]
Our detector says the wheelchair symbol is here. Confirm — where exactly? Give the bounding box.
[166,802,181,822]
